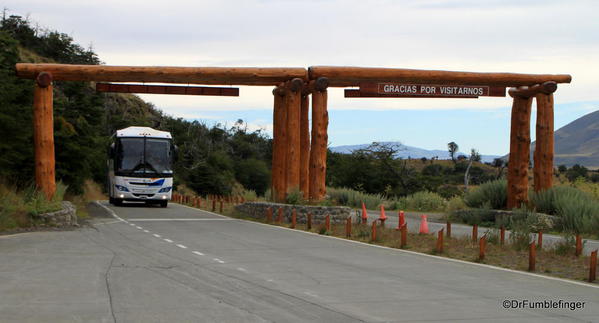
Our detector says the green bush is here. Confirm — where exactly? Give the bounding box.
[445,196,467,213]
[530,186,599,234]
[0,182,66,230]
[326,187,384,209]
[464,179,507,209]
[394,191,446,212]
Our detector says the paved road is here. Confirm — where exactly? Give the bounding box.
[363,209,599,255]
[1,201,598,322]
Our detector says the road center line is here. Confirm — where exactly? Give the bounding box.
[153,234,161,238]
[213,258,225,264]
[192,251,204,256]
[143,230,150,233]
[176,244,187,249]
[237,267,247,272]
[163,239,173,243]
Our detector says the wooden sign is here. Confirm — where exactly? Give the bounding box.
[96,83,239,96]
[345,83,505,98]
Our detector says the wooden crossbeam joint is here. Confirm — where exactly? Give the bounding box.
[36,72,53,88]
[508,81,557,98]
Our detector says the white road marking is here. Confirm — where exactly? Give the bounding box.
[237,267,248,272]
[164,239,173,243]
[174,202,230,218]
[99,199,599,290]
[176,244,187,249]
[213,258,225,264]
[192,251,204,256]
[128,218,232,222]
[267,279,274,282]
[135,226,143,229]
[129,223,135,226]
[153,234,161,238]
[143,230,150,233]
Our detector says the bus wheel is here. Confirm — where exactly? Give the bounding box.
[160,201,168,208]
[109,196,115,205]
[114,199,123,206]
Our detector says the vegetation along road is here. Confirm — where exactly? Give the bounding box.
[1,202,598,322]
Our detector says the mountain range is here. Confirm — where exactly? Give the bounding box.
[330,142,501,163]
[330,109,599,167]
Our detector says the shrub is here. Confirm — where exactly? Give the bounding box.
[285,188,306,205]
[0,182,66,231]
[436,184,463,199]
[530,185,599,234]
[464,179,507,209]
[395,191,446,212]
[326,187,385,209]
[445,196,467,213]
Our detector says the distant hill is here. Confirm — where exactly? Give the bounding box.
[543,109,599,168]
[330,142,501,163]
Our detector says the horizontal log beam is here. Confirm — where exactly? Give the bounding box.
[16,63,308,86]
[96,83,239,96]
[508,81,557,98]
[309,66,572,87]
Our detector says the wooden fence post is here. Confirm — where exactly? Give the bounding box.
[307,213,312,230]
[346,217,352,238]
[446,221,451,238]
[479,236,487,261]
[291,209,297,229]
[576,234,582,256]
[277,207,284,224]
[529,242,536,272]
[537,231,543,250]
[371,220,377,242]
[472,224,478,243]
[437,228,444,253]
[325,214,331,232]
[400,224,407,248]
[589,250,597,283]
[34,73,56,200]
[500,226,505,246]
[266,207,273,223]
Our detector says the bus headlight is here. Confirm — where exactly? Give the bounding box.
[115,185,129,192]
[158,187,172,193]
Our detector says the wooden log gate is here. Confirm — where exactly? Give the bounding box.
[16,63,571,206]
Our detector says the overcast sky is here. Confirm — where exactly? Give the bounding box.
[6,0,599,155]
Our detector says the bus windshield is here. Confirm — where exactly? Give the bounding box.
[116,137,173,176]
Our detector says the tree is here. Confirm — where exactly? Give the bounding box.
[492,158,506,179]
[447,142,459,163]
[464,148,480,190]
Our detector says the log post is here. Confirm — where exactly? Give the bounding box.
[300,91,310,199]
[309,77,329,201]
[507,95,533,209]
[285,78,303,195]
[33,72,56,200]
[534,91,555,192]
[272,85,287,202]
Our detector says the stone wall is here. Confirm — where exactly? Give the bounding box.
[34,201,78,227]
[235,202,355,224]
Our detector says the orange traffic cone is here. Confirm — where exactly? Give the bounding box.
[379,205,387,226]
[419,214,429,234]
[397,210,405,230]
[361,202,368,224]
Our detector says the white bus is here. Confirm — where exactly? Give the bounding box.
[107,126,175,207]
